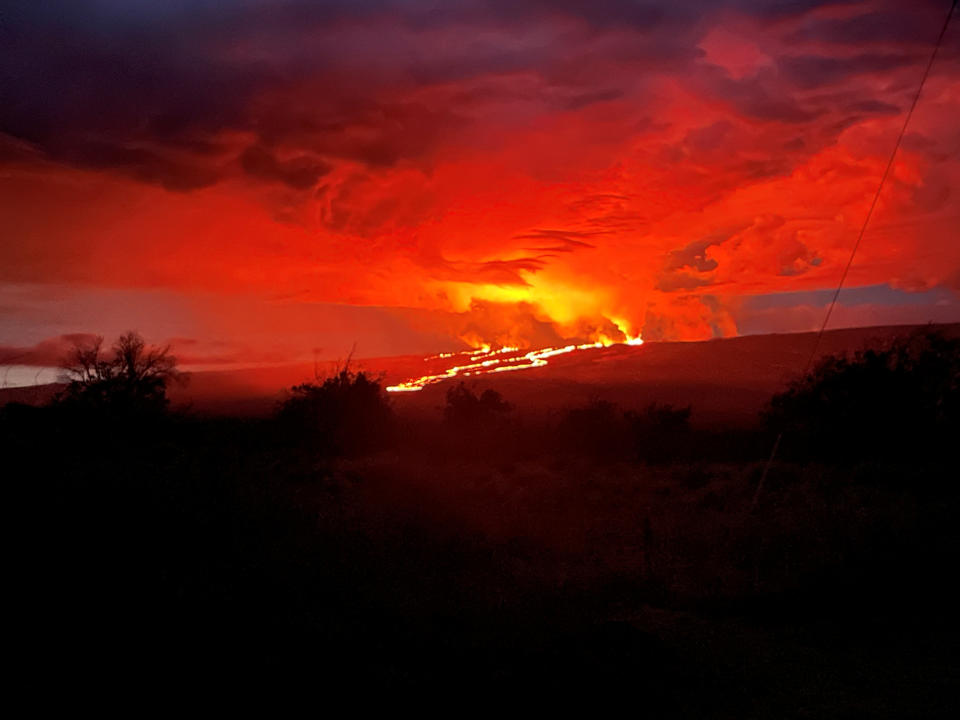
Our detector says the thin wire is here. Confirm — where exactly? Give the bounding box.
[751,0,957,511]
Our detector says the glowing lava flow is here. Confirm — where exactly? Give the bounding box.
[386,333,643,393]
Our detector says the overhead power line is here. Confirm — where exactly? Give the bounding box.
[751,0,958,511]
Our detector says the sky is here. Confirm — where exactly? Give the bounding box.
[2,0,959,379]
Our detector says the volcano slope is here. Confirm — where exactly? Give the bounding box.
[5,323,960,713]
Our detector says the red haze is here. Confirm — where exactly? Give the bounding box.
[1,1,958,367]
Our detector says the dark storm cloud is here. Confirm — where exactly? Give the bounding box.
[240,145,331,189]
[55,139,222,191]
[254,99,466,168]
[0,0,896,190]
[683,121,733,153]
[561,89,626,110]
[694,66,820,123]
[1,2,267,188]
[481,0,847,28]
[785,3,953,47]
[846,99,902,115]
[0,1,512,186]
[777,53,923,90]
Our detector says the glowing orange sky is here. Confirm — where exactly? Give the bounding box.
[1,0,959,371]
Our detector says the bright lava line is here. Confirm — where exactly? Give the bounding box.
[386,335,643,393]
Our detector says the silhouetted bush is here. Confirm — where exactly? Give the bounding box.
[443,382,513,430]
[640,402,692,433]
[277,367,393,455]
[54,331,183,419]
[556,399,629,457]
[627,402,692,462]
[764,328,960,461]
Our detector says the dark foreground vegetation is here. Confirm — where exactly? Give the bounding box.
[5,329,960,713]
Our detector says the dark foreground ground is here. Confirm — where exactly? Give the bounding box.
[7,403,959,715]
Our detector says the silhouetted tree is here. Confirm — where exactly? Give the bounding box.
[764,328,960,461]
[278,366,393,455]
[443,383,512,429]
[56,332,182,416]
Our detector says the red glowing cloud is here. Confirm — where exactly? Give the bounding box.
[1,0,958,364]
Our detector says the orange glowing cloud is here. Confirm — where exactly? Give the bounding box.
[1,0,958,364]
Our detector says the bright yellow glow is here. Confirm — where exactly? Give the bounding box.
[611,317,644,345]
[443,274,616,327]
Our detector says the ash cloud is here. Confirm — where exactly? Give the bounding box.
[1,0,958,353]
